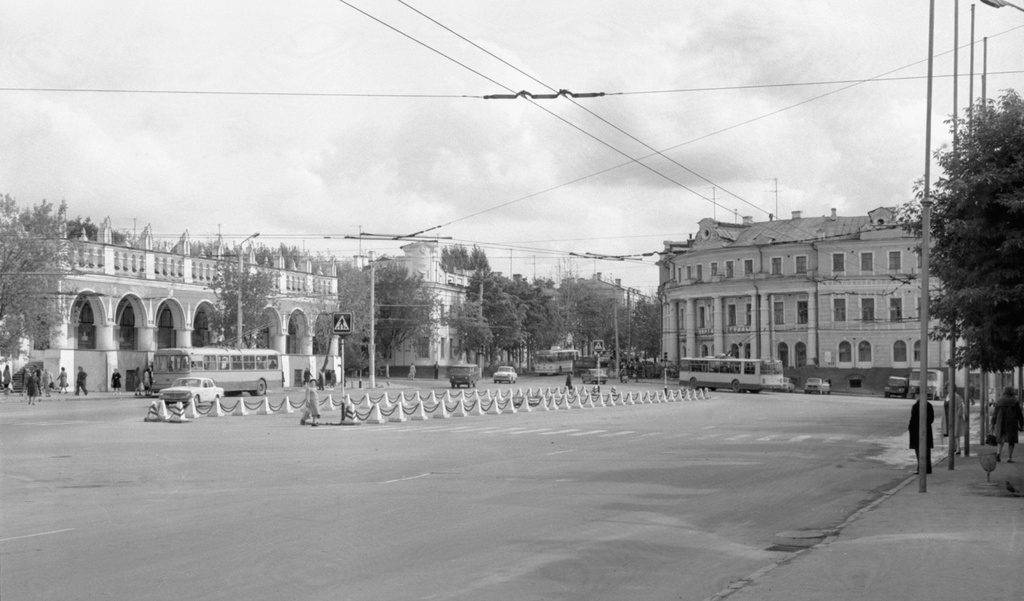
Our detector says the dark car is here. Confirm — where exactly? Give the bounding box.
[884,376,909,398]
[449,364,479,389]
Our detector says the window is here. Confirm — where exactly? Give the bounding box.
[727,304,737,327]
[204,355,218,371]
[913,340,921,362]
[774,301,785,325]
[696,264,703,281]
[888,250,902,271]
[861,252,874,272]
[795,255,807,274]
[861,298,875,321]
[416,337,430,359]
[893,340,908,362]
[778,342,789,367]
[834,298,846,322]
[243,355,255,370]
[890,298,903,321]
[744,259,754,275]
[795,342,807,367]
[730,343,740,358]
[833,253,845,272]
[725,261,734,278]
[745,303,752,326]
[771,257,782,275]
[797,301,808,325]
[838,341,852,363]
[231,355,243,370]
[686,265,692,280]
[699,306,706,328]
[858,341,872,362]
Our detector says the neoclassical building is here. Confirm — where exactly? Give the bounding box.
[658,207,950,393]
[30,219,340,391]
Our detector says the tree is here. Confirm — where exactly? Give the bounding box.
[372,261,439,371]
[927,90,1024,371]
[0,196,70,359]
[206,248,279,348]
[630,297,662,359]
[447,299,492,359]
[336,261,372,374]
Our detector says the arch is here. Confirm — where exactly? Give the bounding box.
[192,301,216,348]
[155,299,185,349]
[858,340,872,363]
[893,340,908,363]
[743,343,751,359]
[286,310,310,355]
[795,341,807,367]
[838,341,852,363]
[729,343,740,358]
[115,295,145,350]
[70,292,106,350]
[777,342,789,367]
[257,306,283,350]
[700,344,710,357]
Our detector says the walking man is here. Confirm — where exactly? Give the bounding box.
[75,366,88,396]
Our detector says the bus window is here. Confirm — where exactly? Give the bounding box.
[243,355,255,370]
[256,355,267,370]
[219,355,230,371]
[204,355,217,371]
[744,362,755,375]
[231,355,243,370]
[269,356,279,369]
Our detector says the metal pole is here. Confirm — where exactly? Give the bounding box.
[236,233,259,350]
[369,252,376,389]
[919,0,937,492]
[948,0,959,472]
[969,4,975,127]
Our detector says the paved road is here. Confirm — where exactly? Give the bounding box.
[1,386,917,601]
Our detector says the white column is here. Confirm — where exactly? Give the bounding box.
[685,298,696,358]
[760,294,772,359]
[807,293,818,366]
[713,296,724,356]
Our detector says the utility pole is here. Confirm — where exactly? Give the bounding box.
[766,178,779,219]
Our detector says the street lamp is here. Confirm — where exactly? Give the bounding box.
[918,0,937,492]
[237,232,260,349]
[980,0,1024,13]
[367,251,392,389]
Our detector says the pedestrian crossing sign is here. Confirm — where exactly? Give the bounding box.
[332,312,353,336]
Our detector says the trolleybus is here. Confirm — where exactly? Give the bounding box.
[152,347,284,396]
[677,356,784,393]
[533,348,580,375]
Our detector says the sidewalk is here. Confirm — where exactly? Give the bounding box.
[711,439,1024,601]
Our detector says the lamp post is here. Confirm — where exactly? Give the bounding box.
[980,0,1024,13]
[237,233,260,349]
[918,0,937,492]
[367,251,392,389]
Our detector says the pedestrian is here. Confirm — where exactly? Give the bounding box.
[58,367,69,394]
[26,369,39,405]
[2,364,10,396]
[134,368,144,397]
[908,399,935,474]
[111,369,122,395]
[302,367,312,386]
[408,363,416,380]
[565,372,573,389]
[41,367,52,397]
[991,387,1024,463]
[433,362,439,380]
[143,366,153,396]
[75,366,88,396]
[299,378,321,427]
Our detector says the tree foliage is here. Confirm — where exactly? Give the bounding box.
[372,261,439,369]
[206,249,279,348]
[0,195,70,358]
[927,90,1024,371]
[441,243,490,274]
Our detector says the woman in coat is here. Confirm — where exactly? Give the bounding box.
[299,378,321,427]
[908,400,935,474]
[26,370,40,405]
[991,387,1023,463]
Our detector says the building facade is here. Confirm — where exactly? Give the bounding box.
[27,219,340,391]
[658,207,948,394]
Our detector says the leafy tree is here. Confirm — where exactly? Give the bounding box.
[630,297,662,359]
[372,261,439,372]
[0,196,70,358]
[335,261,372,374]
[206,248,279,348]
[447,299,492,359]
[927,90,1024,371]
[441,243,490,274]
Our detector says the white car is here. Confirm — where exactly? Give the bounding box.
[493,366,517,384]
[160,377,224,407]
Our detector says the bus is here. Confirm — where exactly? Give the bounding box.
[152,348,284,396]
[677,356,784,393]
[908,368,944,400]
[533,348,580,375]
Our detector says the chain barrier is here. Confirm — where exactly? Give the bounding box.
[220,400,240,413]
[243,399,263,411]
[378,403,398,418]
[268,400,286,412]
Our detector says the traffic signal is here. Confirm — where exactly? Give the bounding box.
[663,352,668,362]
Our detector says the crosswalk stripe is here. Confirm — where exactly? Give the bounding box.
[788,435,812,442]
[599,431,635,437]
[570,430,608,436]
[538,429,580,435]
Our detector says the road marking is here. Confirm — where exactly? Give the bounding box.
[725,434,752,441]
[599,431,635,437]
[510,428,553,434]
[757,436,777,441]
[0,528,76,542]
[482,427,529,434]
[546,449,576,456]
[570,430,608,436]
[825,436,845,443]
[537,429,580,435]
[380,473,431,484]
[788,435,812,443]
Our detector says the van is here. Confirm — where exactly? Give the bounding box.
[449,364,479,389]
[884,376,909,398]
[908,369,944,400]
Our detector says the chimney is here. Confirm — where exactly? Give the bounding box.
[742,216,753,225]
[615,278,621,286]
[830,208,837,218]
[791,210,802,220]
[594,272,602,281]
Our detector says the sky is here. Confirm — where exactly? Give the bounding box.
[2,1,1022,296]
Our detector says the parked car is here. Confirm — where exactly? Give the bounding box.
[581,368,608,385]
[160,377,224,406]
[774,377,796,393]
[884,376,909,398]
[449,364,480,388]
[493,365,517,384]
[804,377,831,394]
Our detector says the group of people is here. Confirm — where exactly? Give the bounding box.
[1,364,155,401]
[909,386,1023,473]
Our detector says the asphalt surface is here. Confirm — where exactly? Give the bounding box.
[2,383,1021,601]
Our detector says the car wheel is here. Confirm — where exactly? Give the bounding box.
[731,380,740,393]
[255,379,267,397]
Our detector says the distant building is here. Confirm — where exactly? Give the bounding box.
[657,207,949,394]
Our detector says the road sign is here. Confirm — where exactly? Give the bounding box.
[332,312,353,336]
[593,340,605,353]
